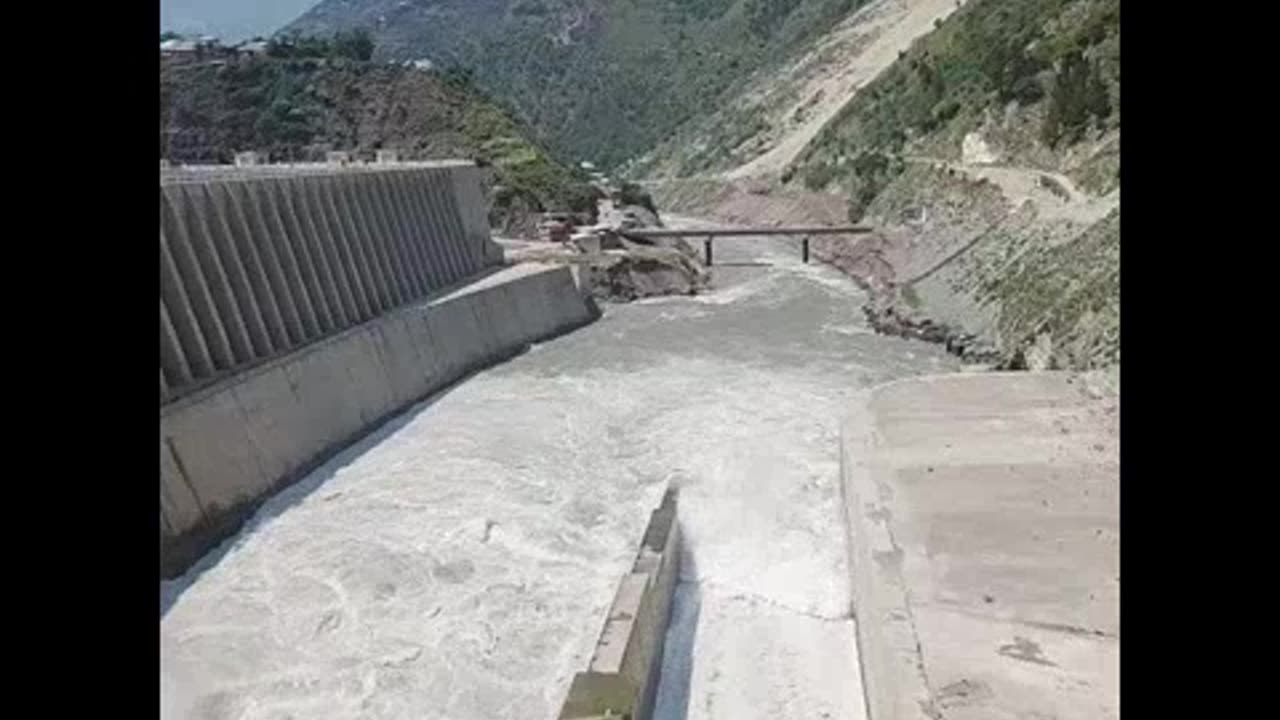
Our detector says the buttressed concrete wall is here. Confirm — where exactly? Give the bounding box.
[160,163,599,578]
[159,161,501,404]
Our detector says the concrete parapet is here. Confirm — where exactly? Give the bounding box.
[559,489,680,720]
[160,263,600,578]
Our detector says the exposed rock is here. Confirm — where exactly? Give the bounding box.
[811,230,903,297]
[863,303,949,344]
[961,131,999,165]
[592,248,709,302]
[1024,333,1056,371]
[499,235,707,303]
[864,299,1001,365]
[614,204,663,230]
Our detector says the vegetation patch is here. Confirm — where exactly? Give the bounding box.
[792,0,1119,218]
[286,0,872,170]
[161,33,593,232]
[983,208,1119,368]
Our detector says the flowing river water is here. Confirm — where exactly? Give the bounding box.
[161,217,960,720]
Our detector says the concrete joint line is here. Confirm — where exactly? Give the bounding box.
[679,576,851,623]
[164,436,209,524]
[841,398,939,720]
[875,472,939,716]
[928,602,1119,641]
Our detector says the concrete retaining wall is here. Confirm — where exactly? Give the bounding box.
[160,162,501,405]
[160,263,599,578]
[559,490,680,720]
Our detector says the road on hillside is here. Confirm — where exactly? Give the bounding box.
[902,156,1120,225]
[161,216,960,720]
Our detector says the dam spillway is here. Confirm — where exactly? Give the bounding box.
[160,161,598,577]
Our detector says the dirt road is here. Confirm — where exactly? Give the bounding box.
[904,156,1121,226]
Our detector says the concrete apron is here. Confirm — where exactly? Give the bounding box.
[841,371,1119,720]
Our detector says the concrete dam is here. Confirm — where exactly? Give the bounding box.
[160,162,599,577]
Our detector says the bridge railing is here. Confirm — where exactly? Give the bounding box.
[160,163,496,405]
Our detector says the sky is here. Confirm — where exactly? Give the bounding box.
[160,0,322,43]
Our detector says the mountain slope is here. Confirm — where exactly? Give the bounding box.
[630,0,963,179]
[791,0,1119,214]
[283,0,875,169]
[160,47,595,233]
[644,0,1120,370]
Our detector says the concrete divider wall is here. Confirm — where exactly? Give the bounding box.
[159,162,501,405]
[160,263,599,578]
[559,489,680,720]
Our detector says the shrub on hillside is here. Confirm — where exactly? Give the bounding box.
[564,184,604,223]
[332,29,375,62]
[267,29,375,62]
[1041,50,1108,147]
[803,162,837,190]
[1084,61,1111,129]
[617,183,658,215]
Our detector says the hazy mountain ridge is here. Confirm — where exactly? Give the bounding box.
[284,0,872,169]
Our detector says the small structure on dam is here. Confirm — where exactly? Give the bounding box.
[159,161,599,577]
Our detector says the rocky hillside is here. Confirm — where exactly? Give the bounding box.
[265,0,1119,371]
[793,0,1118,213]
[647,0,1119,371]
[160,35,595,233]
[799,0,1119,370]
[630,0,963,179]
[283,0,875,169]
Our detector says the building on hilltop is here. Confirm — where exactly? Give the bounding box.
[162,35,268,67]
[234,40,270,57]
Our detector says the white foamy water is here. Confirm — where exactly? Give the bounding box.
[161,227,958,720]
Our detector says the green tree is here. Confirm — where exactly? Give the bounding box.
[996,46,1046,104]
[1085,61,1111,129]
[333,28,375,62]
[617,182,658,214]
[1041,50,1089,147]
